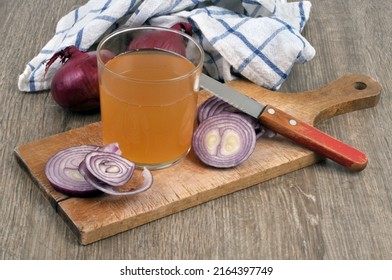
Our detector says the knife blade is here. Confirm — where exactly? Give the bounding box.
[200,73,367,171]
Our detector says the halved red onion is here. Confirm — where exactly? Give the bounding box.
[192,114,257,168]
[45,145,101,197]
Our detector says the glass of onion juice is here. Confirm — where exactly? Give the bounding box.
[97,26,204,170]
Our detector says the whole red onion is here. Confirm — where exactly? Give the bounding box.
[45,46,113,112]
[127,22,193,56]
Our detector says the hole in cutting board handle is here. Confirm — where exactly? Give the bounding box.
[353,82,367,90]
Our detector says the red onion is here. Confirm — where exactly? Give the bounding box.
[197,96,240,123]
[44,145,101,197]
[97,142,122,155]
[80,164,153,196]
[127,22,193,56]
[82,151,135,187]
[45,143,153,197]
[45,46,114,112]
[192,113,257,168]
[197,96,277,138]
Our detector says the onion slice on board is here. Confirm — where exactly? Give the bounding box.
[45,144,153,197]
[80,164,153,196]
[192,114,257,168]
[83,151,135,187]
[45,145,101,197]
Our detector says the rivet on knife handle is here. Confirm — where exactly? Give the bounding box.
[259,105,368,171]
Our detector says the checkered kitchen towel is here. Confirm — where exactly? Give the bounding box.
[18,0,315,92]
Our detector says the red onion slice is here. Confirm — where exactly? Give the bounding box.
[192,114,257,168]
[78,150,153,196]
[98,142,121,155]
[198,96,277,138]
[83,151,135,187]
[45,145,101,197]
[81,166,153,196]
[197,96,239,123]
[45,143,153,197]
[197,96,218,123]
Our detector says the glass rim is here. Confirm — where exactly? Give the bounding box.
[97,26,205,83]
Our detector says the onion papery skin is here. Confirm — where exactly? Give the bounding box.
[45,145,101,197]
[46,46,115,112]
[83,151,135,187]
[192,114,257,168]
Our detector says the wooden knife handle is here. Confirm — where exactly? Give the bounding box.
[259,105,368,171]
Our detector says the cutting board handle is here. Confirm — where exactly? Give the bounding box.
[226,73,382,125]
[293,73,382,125]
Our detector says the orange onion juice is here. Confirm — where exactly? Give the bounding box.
[99,50,200,169]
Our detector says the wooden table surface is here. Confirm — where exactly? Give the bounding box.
[1,0,391,259]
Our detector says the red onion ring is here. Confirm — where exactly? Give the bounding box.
[80,165,153,196]
[45,145,101,197]
[45,144,153,197]
[192,114,257,168]
[83,151,135,187]
[197,96,239,123]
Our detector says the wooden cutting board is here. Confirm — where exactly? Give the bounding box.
[14,73,381,245]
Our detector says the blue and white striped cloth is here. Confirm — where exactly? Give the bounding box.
[18,0,315,92]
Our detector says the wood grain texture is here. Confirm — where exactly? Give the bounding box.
[14,74,380,244]
[1,0,392,258]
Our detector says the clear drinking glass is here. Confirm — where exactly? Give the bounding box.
[97,26,204,170]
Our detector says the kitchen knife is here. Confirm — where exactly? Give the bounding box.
[200,74,368,171]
